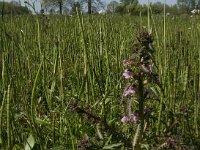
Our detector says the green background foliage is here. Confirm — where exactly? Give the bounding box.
[0,1,31,15]
[0,1,200,149]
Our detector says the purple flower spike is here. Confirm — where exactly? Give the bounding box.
[124,86,136,97]
[123,69,133,79]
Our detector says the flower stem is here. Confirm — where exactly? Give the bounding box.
[134,73,145,149]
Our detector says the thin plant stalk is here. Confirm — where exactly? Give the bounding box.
[6,85,11,150]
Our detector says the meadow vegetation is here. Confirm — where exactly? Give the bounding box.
[0,13,200,149]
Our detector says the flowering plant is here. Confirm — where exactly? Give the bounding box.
[121,31,162,149]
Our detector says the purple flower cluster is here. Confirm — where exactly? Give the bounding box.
[121,113,138,124]
[123,86,136,97]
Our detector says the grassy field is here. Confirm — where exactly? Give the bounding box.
[0,14,200,149]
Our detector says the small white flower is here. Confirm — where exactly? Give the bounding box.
[191,9,197,14]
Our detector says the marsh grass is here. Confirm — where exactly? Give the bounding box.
[0,13,200,149]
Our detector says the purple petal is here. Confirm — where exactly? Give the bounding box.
[122,69,133,79]
[124,86,136,96]
[121,115,130,123]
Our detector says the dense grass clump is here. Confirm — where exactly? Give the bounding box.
[0,14,200,149]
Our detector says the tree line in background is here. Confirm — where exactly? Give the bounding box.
[0,1,31,15]
[40,0,104,15]
[1,0,200,15]
[109,0,200,15]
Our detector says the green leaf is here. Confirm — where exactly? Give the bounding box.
[25,133,35,150]
[49,145,65,150]
[103,143,123,149]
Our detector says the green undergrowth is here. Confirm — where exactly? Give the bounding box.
[0,14,200,149]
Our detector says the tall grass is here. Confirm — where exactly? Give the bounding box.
[0,13,200,149]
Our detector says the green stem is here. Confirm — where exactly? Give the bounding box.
[0,91,6,145]
[6,85,11,150]
[134,74,144,150]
